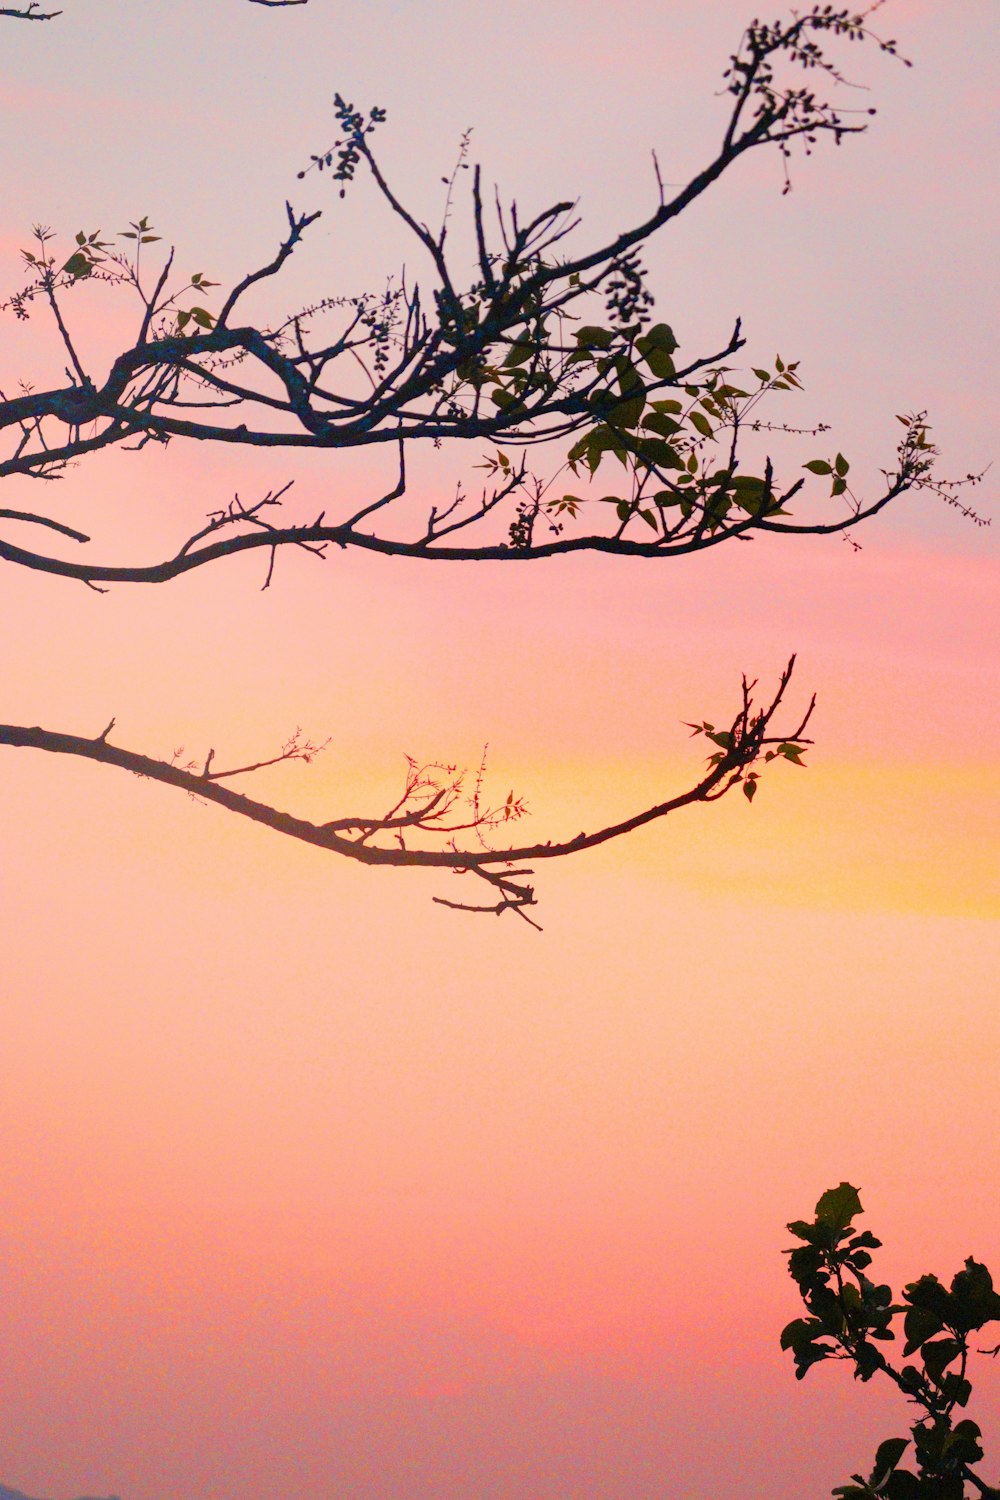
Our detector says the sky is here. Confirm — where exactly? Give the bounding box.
[0,2,997,1497]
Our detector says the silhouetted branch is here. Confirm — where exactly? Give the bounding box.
[0,8,955,589]
[0,660,813,922]
[0,3,61,17]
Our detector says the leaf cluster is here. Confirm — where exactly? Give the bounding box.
[782,1185,1000,1498]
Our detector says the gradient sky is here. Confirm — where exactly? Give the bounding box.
[1,3,997,1497]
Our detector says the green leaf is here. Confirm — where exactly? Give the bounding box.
[780,1318,820,1351]
[920,1336,962,1385]
[793,1342,834,1379]
[575,325,613,351]
[729,476,768,514]
[641,411,682,439]
[753,368,771,382]
[940,1372,972,1407]
[604,394,645,430]
[503,340,534,368]
[688,410,713,439]
[950,1257,1000,1330]
[831,476,848,497]
[635,322,678,379]
[576,425,628,473]
[870,1437,909,1483]
[834,451,850,477]
[638,321,677,354]
[804,459,832,475]
[635,437,684,470]
[854,1341,882,1381]
[815,1183,863,1233]
[614,354,645,396]
[946,1418,984,1465]
[902,1306,942,1355]
[638,508,658,531]
[743,775,757,802]
[61,251,92,279]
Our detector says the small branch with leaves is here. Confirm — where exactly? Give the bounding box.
[0,659,813,926]
[2,8,979,590]
[783,1184,1000,1498]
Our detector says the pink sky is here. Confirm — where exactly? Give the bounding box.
[0,2,997,1497]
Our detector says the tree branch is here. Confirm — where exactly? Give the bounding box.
[0,8,948,589]
[0,660,813,921]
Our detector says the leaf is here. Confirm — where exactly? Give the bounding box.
[804,459,832,475]
[902,1306,942,1356]
[503,339,534,368]
[780,1317,822,1351]
[641,411,681,439]
[831,476,848,497]
[834,451,850,477]
[614,354,645,396]
[815,1183,863,1233]
[688,410,713,439]
[854,1342,882,1381]
[947,1418,984,1464]
[870,1437,909,1483]
[635,437,684,470]
[61,251,92,279]
[939,1371,972,1407]
[743,775,758,801]
[574,426,629,473]
[920,1336,962,1386]
[639,321,678,354]
[950,1257,1000,1330]
[575,325,614,351]
[729,476,768,514]
[753,368,771,382]
[636,321,678,379]
[793,1342,834,1379]
[604,394,645,430]
[638,508,658,530]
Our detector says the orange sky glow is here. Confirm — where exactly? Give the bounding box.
[1,3,997,1498]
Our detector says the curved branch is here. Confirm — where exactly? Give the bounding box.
[0,659,814,921]
[0,467,919,586]
[0,3,61,16]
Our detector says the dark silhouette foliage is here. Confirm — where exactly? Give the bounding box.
[784,1185,999,1498]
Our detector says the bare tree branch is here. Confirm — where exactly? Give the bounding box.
[0,661,814,922]
[0,3,61,18]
